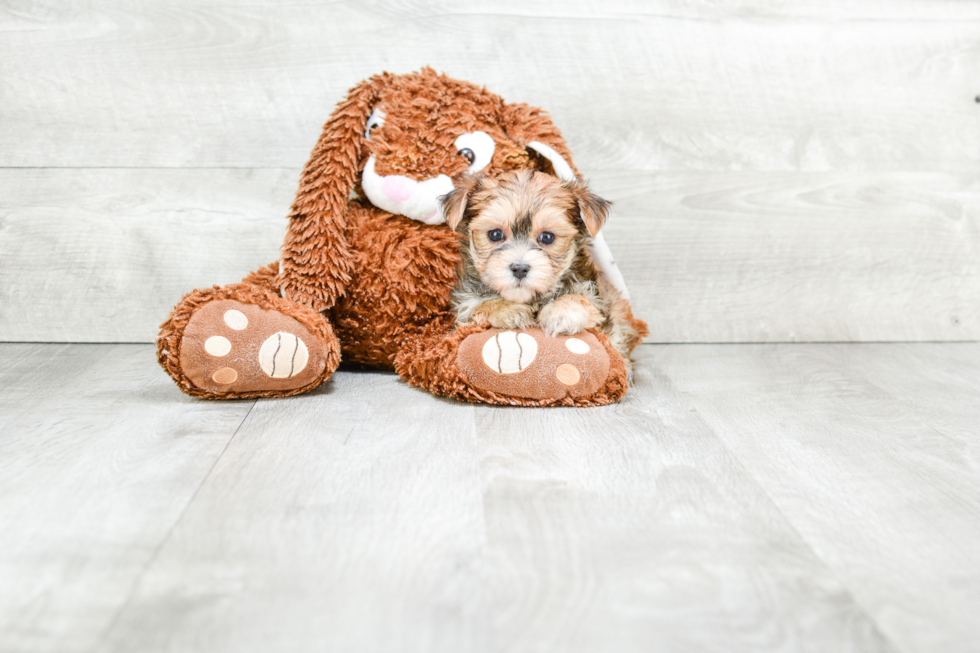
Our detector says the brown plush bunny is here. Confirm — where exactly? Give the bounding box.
[157,68,647,406]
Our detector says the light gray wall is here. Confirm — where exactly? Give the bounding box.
[2,0,978,342]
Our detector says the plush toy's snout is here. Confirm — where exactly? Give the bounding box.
[362,132,534,226]
[362,156,454,224]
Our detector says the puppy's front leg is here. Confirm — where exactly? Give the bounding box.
[537,294,603,337]
[468,298,536,330]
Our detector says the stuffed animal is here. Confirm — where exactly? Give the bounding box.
[157,68,647,406]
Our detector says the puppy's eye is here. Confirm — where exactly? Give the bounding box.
[458,148,475,165]
[488,229,505,243]
[537,231,555,245]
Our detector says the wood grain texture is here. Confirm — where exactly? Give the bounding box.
[1,1,979,171]
[2,1,977,343]
[0,343,253,653]
[96,369,491,653]
[837,343,980,450]
[592,170,980,342]
[652,343,980,653]
[93,348,897,653]
[2,169,976,343]
[473,359,894,653]
[4,343,980,651]
[0,168,293,342]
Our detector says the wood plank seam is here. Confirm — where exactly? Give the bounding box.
[91,400,259,651]
[641,360,901,651]
[653,343,980,651]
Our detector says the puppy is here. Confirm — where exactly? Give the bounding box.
[441,169,643,372]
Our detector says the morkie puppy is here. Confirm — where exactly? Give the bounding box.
[441,169,643,372]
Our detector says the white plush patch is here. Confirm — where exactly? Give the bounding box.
[204,335,231,357]
[482,331,537,374]
[526,141,631,299]
[454,131,495,173]
[223,309,248,330]
[564,337,590,355]
[259,332,309,379]
[361,156,454,225]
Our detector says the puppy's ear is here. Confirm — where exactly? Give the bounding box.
[441,173,485,232]
[564,179,611,238]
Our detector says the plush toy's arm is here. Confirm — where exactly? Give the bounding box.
[277,75,389,311]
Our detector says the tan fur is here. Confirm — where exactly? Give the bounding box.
[537,294,604,337]
[468,297,536,330]
[447,169,643,374]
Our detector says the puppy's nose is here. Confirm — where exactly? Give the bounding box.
[510,263,530,280]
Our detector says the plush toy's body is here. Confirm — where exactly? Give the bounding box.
[158,69,647,406]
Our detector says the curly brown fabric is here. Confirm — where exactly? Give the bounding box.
[158,68,646,406]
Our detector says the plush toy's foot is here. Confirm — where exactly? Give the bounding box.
[457,328,612,402]
[179,299,332,395]
[158,279,341,399]
[395,323,629,407]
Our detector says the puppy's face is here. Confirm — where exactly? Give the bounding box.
[443,170,610,304]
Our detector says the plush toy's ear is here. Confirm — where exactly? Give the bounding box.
[278,73,391,311]
[564,179,611,238]
[501,103,581,181]
[441,173,485,233]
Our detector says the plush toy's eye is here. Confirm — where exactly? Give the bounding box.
[488,229,505,243]
[537,231,555,245]
[453,131,495,172]
[364,107,386,142]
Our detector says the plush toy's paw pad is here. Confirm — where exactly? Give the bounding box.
[457,327,610,402]
[179,300,328,395]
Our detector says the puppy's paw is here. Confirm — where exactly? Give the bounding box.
[538,294,603,337]
[471,299,536,330]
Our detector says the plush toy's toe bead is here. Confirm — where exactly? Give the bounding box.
[179,299,329,395]
[212,367,238,384]
[555,363,581,386]
[258,332,310,379]
[457,327,610,402]
[564,337,590,355]
[481,331,537,374]
[223,309,249,330]
[204,336,231,356]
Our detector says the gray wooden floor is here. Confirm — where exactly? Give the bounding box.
[2,343,978,653]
